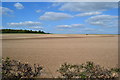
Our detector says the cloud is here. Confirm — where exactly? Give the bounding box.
[51,0,119,2]
[39,12,73,21]
[52,2,63,6]
[81,28,105,34]
[36,9,42,13]
[28,26,43,29]
[14,2,24,9]
[86,15,118,27]
[59,2,117,12]
[83,28,96,31]
[8,21,42,27]
[56,24,84,28]
[76,12,102,17]
[0,7,13,15]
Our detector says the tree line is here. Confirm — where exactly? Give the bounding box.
[0,29,50,34]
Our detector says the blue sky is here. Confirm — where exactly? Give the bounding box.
[1,2,118,34]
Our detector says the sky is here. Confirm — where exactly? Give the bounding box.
[2,0,119,2]
[1,2,118,34]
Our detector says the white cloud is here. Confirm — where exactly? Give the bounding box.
[39,12,73,21]
[0,7,13,15]
[36,9,42,13]
[76,12,102,17]
[28,26,43,29]
[83,28,96,31]
[8,21,42,27]
[56,29,65,31]
[2,0,119,2]
[59,2,117,12]
[52,2,63,6]
[86,15,118,27]
[56,24,84,28]
[82,28,105,34]
[51,0,119,2]
[14,2,24,9]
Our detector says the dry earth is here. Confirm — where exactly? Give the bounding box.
[2,34,118,77]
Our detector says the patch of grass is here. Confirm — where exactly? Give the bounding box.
[57,61,120,79]
[1,57,43,80]
[1,57,120,80]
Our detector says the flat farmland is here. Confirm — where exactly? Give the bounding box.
[2,34,118,77]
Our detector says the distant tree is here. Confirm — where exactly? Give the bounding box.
[0,29,50,34]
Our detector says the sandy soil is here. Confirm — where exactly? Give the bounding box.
[2,34,118,77]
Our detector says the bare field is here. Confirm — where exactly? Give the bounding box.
[2,34,118,77]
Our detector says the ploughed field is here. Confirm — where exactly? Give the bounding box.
[2,34,118,77]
